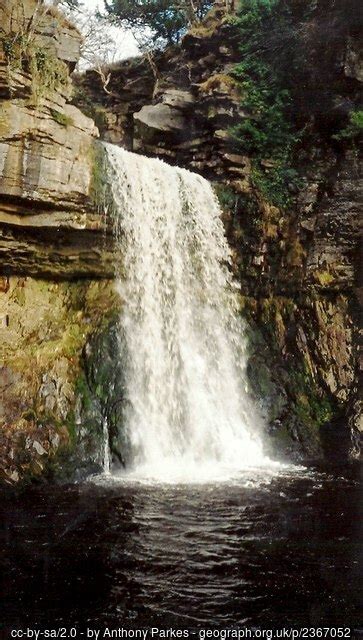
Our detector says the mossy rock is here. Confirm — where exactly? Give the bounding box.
[241,296,345,462]
[82,319,130,470]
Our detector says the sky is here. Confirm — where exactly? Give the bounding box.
[80,0,140,64]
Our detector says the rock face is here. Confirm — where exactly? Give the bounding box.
[74,9,246,178]
[0,276,121,483]
[0,1,120,483]
[0,1,81,67]
[0,0,114,279]
[75,1,362,461]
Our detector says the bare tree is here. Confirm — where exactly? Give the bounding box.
[52,1,125,72]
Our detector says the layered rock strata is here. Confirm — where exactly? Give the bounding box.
[0,0,114,278]
[0,0,118,483]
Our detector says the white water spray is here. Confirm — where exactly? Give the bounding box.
[102,417,111,475]
[105,144,268,480]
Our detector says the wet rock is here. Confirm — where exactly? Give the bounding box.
[82,320,129,469]
[0,0,361,478]
[344,36,363,82]
[0,276,120,484]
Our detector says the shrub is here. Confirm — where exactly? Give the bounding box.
[30,47,70,100]
[333,110,363,143]
[230,0,301,208]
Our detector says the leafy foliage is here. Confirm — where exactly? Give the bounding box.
[231,0,301,208]
[30,47,69,99]
[0,3,70,101]
[103,0,211,47]
[333,110,363,143]
[1,32,28,69]
[1,31,69,101]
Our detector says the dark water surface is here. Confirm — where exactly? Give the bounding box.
[0,465,362,629]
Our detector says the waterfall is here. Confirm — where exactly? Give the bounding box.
[102,417,111,475]
[105,143,267,480]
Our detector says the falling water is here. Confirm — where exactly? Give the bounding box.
[105,144,268,480]
[102,417,111,475]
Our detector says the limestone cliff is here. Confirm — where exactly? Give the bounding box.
[0,0,115,278]
[0,0,119,483]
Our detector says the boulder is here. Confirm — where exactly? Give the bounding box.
[160,89,194,110]
[134,103,188,145]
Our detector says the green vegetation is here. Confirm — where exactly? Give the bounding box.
[313,269,335,287]
[230,0,361,208]
[1,29,69,102]
[242,295,336,441]
[50,109,74,127]
[333,110,363,143]
[102,0,211,47]
[230,0,301,208]
[1,32,28,70]
[75,374,93,413]
[214,184,239,210]
[291,367,335,429]
[89,141,110,210]
[28,47,69,101]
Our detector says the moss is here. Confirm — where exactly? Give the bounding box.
[75,374,93,412]
[62,324,86,358]
[29,47,70,102]
[260,297,289,333]
[291,367,335,429]
[188,22,218,38]
[286,237,306,267]
[238,290,349,462]
[1,278,122,483]
[295,393,334,430]
[89,141,109,209]
[215,184,239,210]
[50,108,74,127]
[64,411,78,445]
[199,73,239,95]
[313,269,335,286]
[1,32,28,71]
[0,3,77,108]
[264,221,278,239]
[1,31,70,102]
